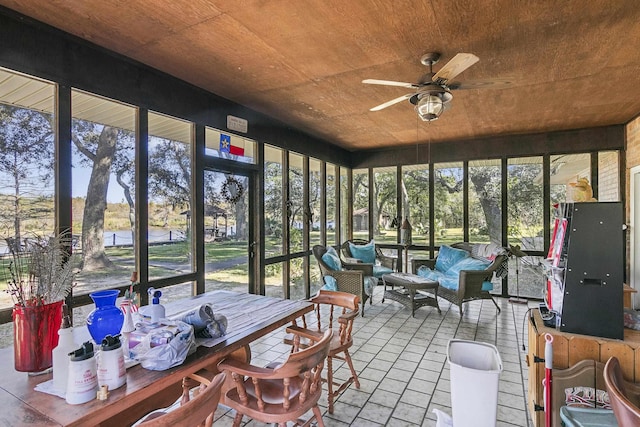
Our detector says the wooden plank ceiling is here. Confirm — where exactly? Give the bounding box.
[1,0,640,151]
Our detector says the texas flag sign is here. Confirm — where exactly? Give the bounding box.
[220,133,244,156]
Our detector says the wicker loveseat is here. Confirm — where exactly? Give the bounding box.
[411,242,508,314]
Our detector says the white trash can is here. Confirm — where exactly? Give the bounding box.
[447,339,503,427]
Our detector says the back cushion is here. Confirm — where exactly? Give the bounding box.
[447,256,491,277]
[348,240,376,264]
[435,245,470,272]
[321,246,342,271]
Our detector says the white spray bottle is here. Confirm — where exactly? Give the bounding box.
[148,288,165,323]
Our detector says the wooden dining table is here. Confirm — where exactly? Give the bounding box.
[0,290,313,427]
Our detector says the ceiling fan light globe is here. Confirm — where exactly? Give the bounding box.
[416,94,443,121]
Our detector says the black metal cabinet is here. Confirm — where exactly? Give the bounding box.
[557,202,624,339]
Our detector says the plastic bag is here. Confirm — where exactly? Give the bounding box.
[432,409,453,427]
[133,320,196,371]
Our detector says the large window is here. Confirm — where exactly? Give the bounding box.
[508,157,544,251]
[147,112,193,280]
[508,157,544,299]
[434,162,463,246]
[550,153,591,209]
[309,158,322,248]
[352,169,369,240]
[340,167,350,243]
[469,160,502,244]
[0,69,56,311]
[264,145,283,257]
[326,163,337,245]
[402,164,430,246]
[72,90,137,293]
[289,153,304,254]
[373,167,397,244]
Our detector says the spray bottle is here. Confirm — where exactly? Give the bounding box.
[66,342,98,405]
[147,288,165,324]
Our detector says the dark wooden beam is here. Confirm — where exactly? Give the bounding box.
[353,126,625,168]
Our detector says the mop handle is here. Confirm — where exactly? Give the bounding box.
[544,333,554,427]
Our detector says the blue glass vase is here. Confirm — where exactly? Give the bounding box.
[86,290,124,344]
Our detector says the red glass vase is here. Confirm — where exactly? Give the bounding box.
[13,300,64,372]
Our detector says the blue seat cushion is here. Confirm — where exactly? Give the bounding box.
[321,247,342,271]
[373,265,393,278]
[439,275,459,290]
[420,257,494,292]
[348,240,376,264]
[416,265,446,282]
[435,245,469,273]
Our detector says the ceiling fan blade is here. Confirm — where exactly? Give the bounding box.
[432,53,479,83]
[362,79,418,89]
[370,93,414,111]
[448,78,513,90]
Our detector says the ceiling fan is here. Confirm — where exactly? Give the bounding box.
[362,52,511,121]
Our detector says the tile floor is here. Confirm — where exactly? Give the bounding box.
[212,286,535,426]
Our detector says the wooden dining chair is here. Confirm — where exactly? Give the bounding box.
[603,357,640,426]
[138,372,226,427]
[287,290,361,414]
[218,329,333,427]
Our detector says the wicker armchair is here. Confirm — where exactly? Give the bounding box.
[411,242,507,314]
[312,245,372,315]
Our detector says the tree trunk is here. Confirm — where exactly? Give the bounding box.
[116,169,136,255]
[234,176,248,240]
[469,172,502,244]
[81,127,118,271]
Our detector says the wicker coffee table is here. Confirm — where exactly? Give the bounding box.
[382,273,440,317]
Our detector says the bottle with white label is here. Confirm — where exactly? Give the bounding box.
[66,342,98,405]
[97,334,126,390]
